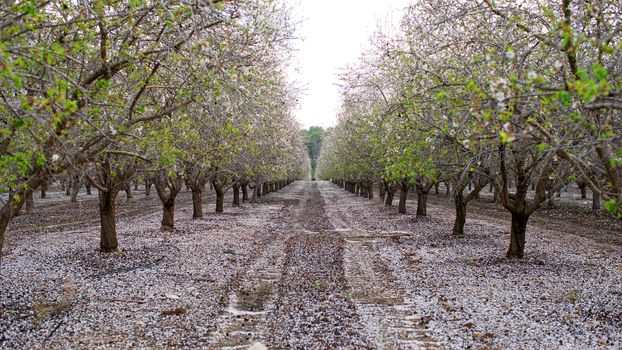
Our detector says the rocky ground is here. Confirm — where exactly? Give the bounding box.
[1,181,621,349]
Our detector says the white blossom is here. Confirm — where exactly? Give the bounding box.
[51,154,60,162]
[527,71,537,80]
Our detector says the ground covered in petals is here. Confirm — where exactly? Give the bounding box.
[1,181,620,349]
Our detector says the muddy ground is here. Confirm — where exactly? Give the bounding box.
[1,181,621,349]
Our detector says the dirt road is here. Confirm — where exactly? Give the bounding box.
[1,181,620,349]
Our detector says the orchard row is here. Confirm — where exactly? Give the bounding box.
[318,0,621,258]
[0,1,309,255]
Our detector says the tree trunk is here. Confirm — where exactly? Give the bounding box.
[547,192,556,207]
[145,181,152,196]
[214,184,225,213]
[507,213,529,258]
[379,182,386,200]
[579,183,587,199]
[492,186,500,203]
[416,191,428,216]
[263,182,269,195]
[398,182,408,214]
[592,190,601,211]
[251,185,258,202]
[161,200,175,230]
[233,183,240,207]
[434,183,439,195]
[385,188,395,206]
[191,188,203,219]
[25,191,34,213]
[125,186,132,200]
[70,177,81,202]
[257,182,263,198]
[40,181,47,199]
[85,183,92,195]
[0,204,12,258]
[242,183,249,202]
[452,195,467,236]
[99,190,119,253]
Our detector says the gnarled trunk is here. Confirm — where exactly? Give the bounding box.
[256,182,263,198]
[85,182,92,195]
[241,183,249,202]
[592,190,601,211]
[161,200,175,230]
[379,182,386,201]
[213,183,226,213]
[452,194,466,235]
[398,182,409,214]
[385,188,395,206]
[40,181,47,199]
[191,188,203,219]
[233,183,240,207]
[579,183,587,199]
[263,182,269,195]
[25,192,34,213]
[99,189,119,252]
[70,176,81,202]
[155,173,182,231]
[507,213,529,258]
[416,191,428,216]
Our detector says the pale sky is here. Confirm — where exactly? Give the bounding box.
[289,0,411,129]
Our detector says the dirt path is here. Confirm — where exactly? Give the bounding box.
[207,182,370,349]
[2,181,620,349]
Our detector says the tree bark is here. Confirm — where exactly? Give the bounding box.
[85,182,92,195]
[70,175,81,202]
[452,194,467,235]
[145,180,152,196]
[251,185,258,202]
[191,188,203,219]
[215,186,225,213]
[579,183,587,199]
[40,181,47,199]
[398,181,409,214]
[155,173,182,231]
[25,191,34,213]
[99,189,119,253]
[161,200,175,230]
[507,213,529,258]
[592,190,601,211]
[241,183,249,202]
[416,191,428,216]
[379,182,386,201]
[0,177,41,258]
[233,183,240,207]
[385,187,395,206]
[263,182,269,195]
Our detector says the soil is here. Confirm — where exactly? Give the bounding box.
[1,181,620,349]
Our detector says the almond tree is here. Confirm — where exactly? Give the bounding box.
[0,0,232,256]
